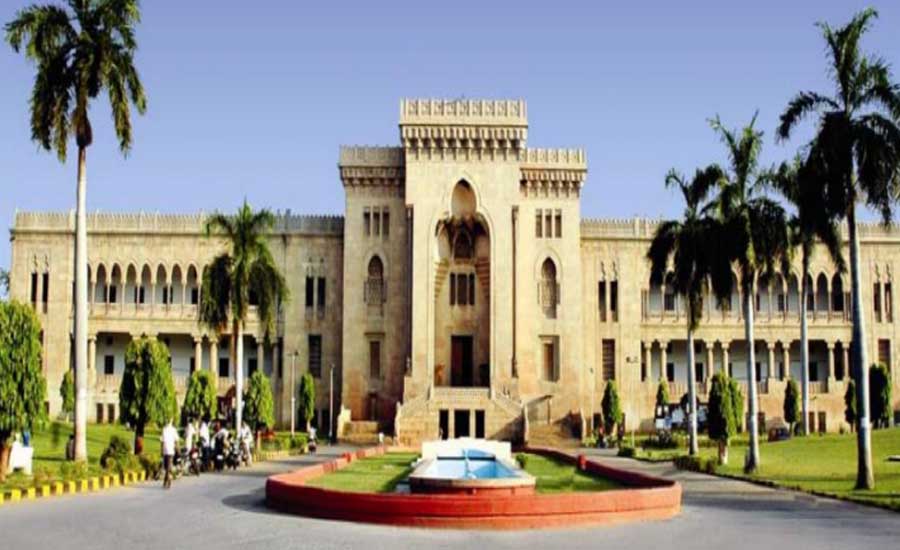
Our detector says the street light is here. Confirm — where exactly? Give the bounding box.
[290,350,299,437]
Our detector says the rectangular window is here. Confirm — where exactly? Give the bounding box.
[542,339,557,381]
[138,286,146,304]
[468,274,475,306]
[104,355,115,375]
[610,281,618,320]
[874,283,881,315]
[449,273,457,306]
[878,339,891,369]
[664,292,676,312]
[666,362,675,382]
[363,209,371,236]
[305,277,314,308]
[369,340,381,378]
[109,285,118,304]
[248,358,258,376]
[107,404,116,424]
[777,294,786,312]
[373,210,381,236]
[475,410,485,439]
[308,335,322,378]
[382,209,390,238]
[458,273,469,306]
[96,403,104,423]
[535,209,543,238]
[545,212,553,238]
[809,362,819,382]
[598,282,607,322]
[696,363,704,382]
[163,287,170,305]
[41,272,49,304]
[191,288,199,305]
[555,210,562,238]
[218,357,229,378]
[30,272,38,303]
[886,283,893,322]
[317,277,326,309]
[602,339,615,380]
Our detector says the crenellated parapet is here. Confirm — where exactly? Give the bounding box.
[13,210,344,236]
[519,148,587,199]
[339,146,405,188]
[399,98,528,162]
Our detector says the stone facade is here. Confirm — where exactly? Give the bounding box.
[8,98,900,443]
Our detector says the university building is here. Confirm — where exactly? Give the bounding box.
[8,99,900,443]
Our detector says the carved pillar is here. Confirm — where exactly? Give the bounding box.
[782,341,791,380]
[659,341,668,382]
[87,335,97,375]
[842,343,849,381]
[210,338,219,375]
[272,340,280,380]
[706,342,714,381]
[193,336,203,374]
[644,342,652,383]
[767,341,776,379]
[827,341,836,384]
[256,339,264,375]
[722,342,730,377]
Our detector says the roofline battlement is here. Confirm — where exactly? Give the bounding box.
[400,98,527,128]
[520,148,587,170]
[339,146,405,167]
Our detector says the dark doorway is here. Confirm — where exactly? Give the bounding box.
[451,336,474,387]
[439,410,449,440]
[475,410,485,438]
[454,409,470,438]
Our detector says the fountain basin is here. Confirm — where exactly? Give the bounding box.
[409,450,535,495]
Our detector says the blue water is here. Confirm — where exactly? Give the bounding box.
[424,451,517,480]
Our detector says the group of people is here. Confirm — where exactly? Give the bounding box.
[159,417,255,489]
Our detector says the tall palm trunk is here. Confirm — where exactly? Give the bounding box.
[73,146,89,462]
[800,252,810,436]
[686,322,699,456]
[743,281,760,473]
[848,205,874,489]
[234,319,244,432]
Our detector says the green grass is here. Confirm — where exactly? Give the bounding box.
[2,421,159,492]
[305,453,417,493]
[716,428,900,511]
[521,453,623,494]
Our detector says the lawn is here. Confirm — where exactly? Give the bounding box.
[716,428,900,511]
[304,452,623,495]
[305,453,417,493]
[521,453,622,494]
[2,421,159,492]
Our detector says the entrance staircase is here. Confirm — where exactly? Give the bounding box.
[341,420,384,446]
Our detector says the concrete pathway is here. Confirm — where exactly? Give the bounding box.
[1,446,898,549]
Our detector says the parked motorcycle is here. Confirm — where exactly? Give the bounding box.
[225,442,242,470]
[184,446,201,476]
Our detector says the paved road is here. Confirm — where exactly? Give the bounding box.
[2,446,898,549]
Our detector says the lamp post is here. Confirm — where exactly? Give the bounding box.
[329,363,335,442]
[290,350,299,437]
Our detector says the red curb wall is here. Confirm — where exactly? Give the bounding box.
[266,446,682,530]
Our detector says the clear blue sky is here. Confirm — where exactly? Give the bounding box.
[2,1,899,271]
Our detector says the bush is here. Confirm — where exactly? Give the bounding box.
[289,434,308,450]
[673,455,717,474]
[617,446,636,458]
[100,434,140,475]
[138,454,162,479]
[515,453,530,469]
[59,461,89,482]
[33,465,54,486]
[641,431,681,450]
[870,363,892,428]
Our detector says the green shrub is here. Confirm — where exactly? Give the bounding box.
[673,454,717,474]
[582,435,598,448]
[59,461,89,482]
[289,434,308,450]
[138,455,162,479]
[515,453,530,469]
[642,431,681,449]
[32,465,54,486]
[617,446,636,458]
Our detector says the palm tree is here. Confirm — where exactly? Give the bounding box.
[709,114,792,473]
[766,157,845,436]
[777,8,900,490]
[5,1,147,461]
[200,201,288,432]
[648,166,733,455]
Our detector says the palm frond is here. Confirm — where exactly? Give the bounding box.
[199,254,233,333]
[777,92,839,141]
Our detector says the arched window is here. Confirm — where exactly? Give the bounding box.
[540,258,558,319]
[365,256,385,306]
[831,274,844,312]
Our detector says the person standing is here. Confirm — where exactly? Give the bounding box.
[199,418,211,469]
[160,419,180,489]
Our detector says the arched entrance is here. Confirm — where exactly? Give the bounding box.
[433,180,491,388]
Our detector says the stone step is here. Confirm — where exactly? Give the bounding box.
[345,420,380,434]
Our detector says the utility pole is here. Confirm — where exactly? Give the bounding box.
[290,350,298,437]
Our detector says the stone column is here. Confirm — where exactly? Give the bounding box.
[272,340,280,380]
[722,342,730,377]
[644,342,652,383]
[767,341,776,379]
[706,342,714,381]
[210,338,219,374]
[842,343,849,380]
[782,341,790,380]
[87,335,97,375]
[256,339,264,375]
[827,341,836,384]
[193,336,203,374]
[659,341,668,382]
